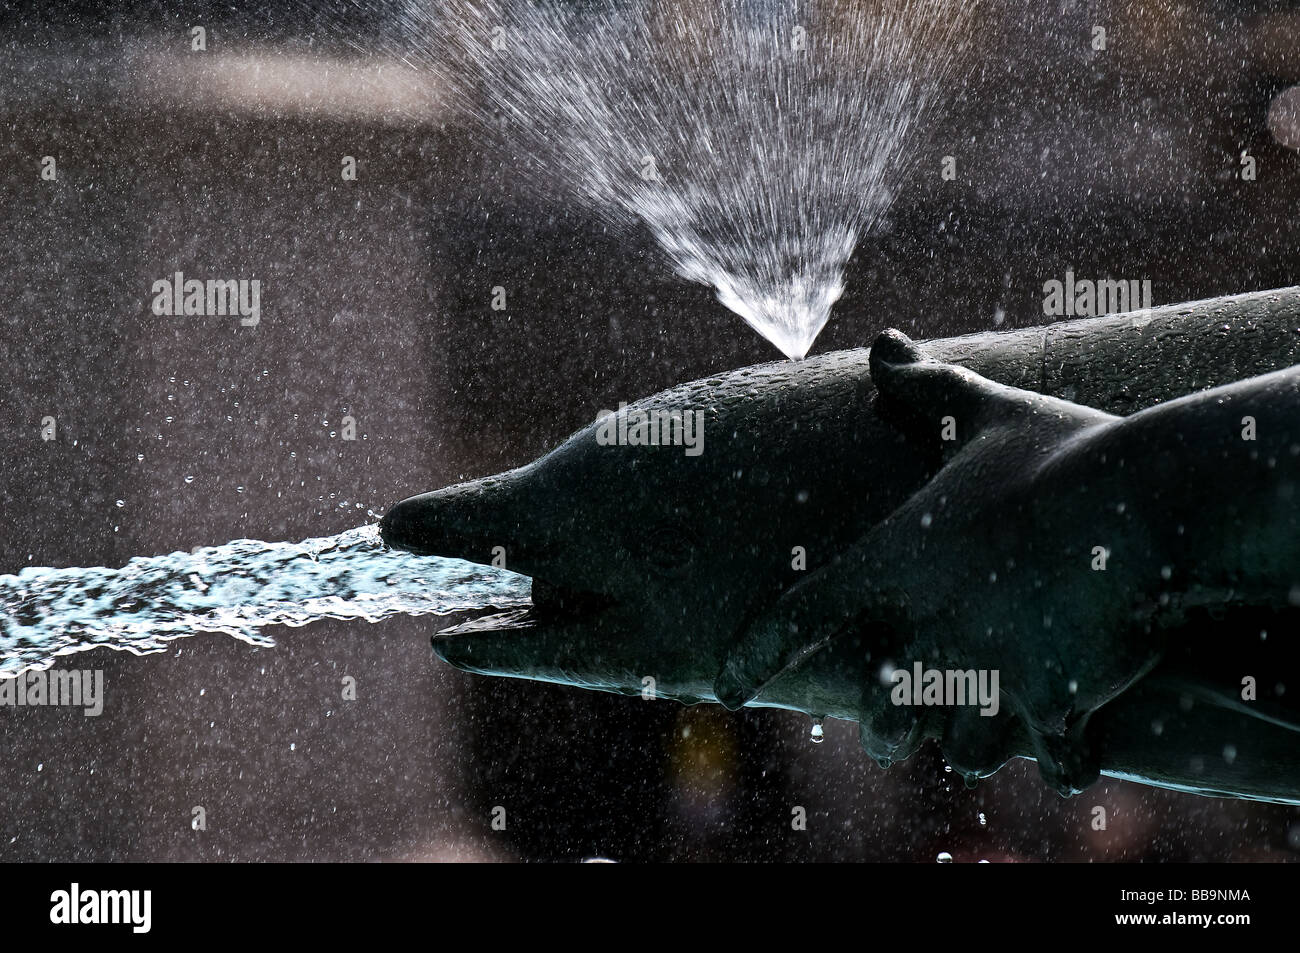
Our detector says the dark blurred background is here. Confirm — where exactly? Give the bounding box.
[0,0,1298,861]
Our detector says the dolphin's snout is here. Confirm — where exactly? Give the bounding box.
[380,480,520,564]
[380,474,577,590]
[380,490,482,559]
[377,495,428,554]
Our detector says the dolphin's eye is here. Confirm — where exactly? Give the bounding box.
[632,518,700,575]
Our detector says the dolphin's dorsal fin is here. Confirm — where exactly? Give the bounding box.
[869,328,1116,460]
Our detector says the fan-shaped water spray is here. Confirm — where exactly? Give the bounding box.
[395,0,975,358]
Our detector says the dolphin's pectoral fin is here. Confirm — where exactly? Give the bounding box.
[858,672,927,768]
[858,657,1024,782]
[939,704,1021,782]
[713,547,910,709]
[1031,719,1103,797]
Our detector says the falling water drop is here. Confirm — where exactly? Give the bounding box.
[936,852,953,863]
[809,717,825,744]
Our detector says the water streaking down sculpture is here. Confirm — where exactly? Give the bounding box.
[381,288,1300,805]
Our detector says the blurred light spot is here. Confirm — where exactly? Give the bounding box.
[1268,87,1300,151]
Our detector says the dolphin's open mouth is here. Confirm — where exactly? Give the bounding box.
[435,578,615,638]
[434,606,534,637]
[379,482,618,640]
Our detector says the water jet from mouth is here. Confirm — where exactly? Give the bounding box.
[0,524,530,678]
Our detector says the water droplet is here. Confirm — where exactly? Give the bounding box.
[136,453,145,462]
[978,812,987,826]
[936,851,953,863]
[1223,744,1237,764]
[920,512,933,528]
[184,475,194,484]
[809,717,824,744]
[115,500,125,508]
[964,772,978,789]
[1068,679,1078,694]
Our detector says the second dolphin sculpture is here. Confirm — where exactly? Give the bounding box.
[381,289,1300,804]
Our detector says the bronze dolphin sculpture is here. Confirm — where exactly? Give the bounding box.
[381,288,1300,803]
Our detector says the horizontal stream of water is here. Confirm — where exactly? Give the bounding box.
[0,524,531,677]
